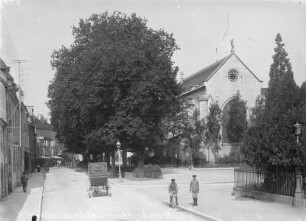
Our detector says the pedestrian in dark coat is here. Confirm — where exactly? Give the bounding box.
[21,172,28,193]
[36,165,40,172]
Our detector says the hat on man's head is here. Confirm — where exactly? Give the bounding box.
[192,175,196,177]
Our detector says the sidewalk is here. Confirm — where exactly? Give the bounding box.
[113,168,306,221]
[177,183,306,221]
[0,172,45,221]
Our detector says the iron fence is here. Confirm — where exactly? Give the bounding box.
[234,166,296,197]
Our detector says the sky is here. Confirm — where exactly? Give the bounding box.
[0,0,305,118]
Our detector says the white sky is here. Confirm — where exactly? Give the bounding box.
[0,0,305,117]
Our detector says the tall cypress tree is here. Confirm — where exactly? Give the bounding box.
[266,33,298,116]
[265,34,299,167]
[242,33,301,169]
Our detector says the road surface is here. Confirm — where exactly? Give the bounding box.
[41,167,205,221]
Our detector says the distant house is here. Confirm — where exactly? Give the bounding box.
[181,50,263,163]
[35,118,64,166]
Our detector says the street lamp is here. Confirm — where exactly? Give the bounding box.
[116,140,122,182]
[293,122,304,207]
[293,122,302,144]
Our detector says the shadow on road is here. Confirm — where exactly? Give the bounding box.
[0,172,44,221]
[91,191,110,197]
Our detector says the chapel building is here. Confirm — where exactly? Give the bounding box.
[181,49,263,163]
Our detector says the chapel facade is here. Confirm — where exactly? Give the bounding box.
[181,50,263,163]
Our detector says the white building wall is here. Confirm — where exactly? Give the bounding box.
[182,54,263,164]
[206,55,262,111]
[0,84,6,120]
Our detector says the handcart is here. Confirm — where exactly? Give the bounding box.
[88,162,111,197]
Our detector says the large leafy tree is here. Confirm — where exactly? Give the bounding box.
[48,12,181,166]
[241,33,303,169]
[161,101,188,165]
[48,46,87,154]
[181,109,206,167]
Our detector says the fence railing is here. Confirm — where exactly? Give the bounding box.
[234,166,296,197]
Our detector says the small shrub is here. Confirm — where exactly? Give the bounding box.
[218,151,240,165]
[109,166,135,178]
[133,167,144,178]
[132,164,162,178]
[143,164,162,178]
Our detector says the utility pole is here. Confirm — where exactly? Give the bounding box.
[13,60,26,146]
[13,59,26,178]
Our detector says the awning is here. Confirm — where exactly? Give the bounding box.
[51,156,64,160]
[37,156,51,159]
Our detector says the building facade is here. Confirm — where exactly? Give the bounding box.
[35,119,63,167]
[0,58,9,198]
[0,57,36,199]
[181,51,263,163]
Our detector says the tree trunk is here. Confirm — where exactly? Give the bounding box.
[207,146,210,164]
[176,145,179,168]
[122,150,127,167]
[172,145,175,166]
[190,155,193,167]
[137,149,145,168]
[105,151,110,170]
[111,152,115,169]
[190,147,194,167]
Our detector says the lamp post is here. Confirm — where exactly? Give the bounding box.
[293,122,304,207]
[293,122,302,144]
[116,140,122,182]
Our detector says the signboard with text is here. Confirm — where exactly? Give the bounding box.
[88,162,108,176]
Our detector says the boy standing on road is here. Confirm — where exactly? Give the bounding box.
[21,172,28,193]
[190,174,199,206]
[168,178,178,207]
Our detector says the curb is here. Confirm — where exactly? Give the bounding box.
[39,172,46,221]
[163,200,224,221]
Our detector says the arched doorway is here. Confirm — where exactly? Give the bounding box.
[221,98,235,144]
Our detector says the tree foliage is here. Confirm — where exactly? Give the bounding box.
[181,109,206,166]
[205,102,222,158]
[241,33,305,169]
[48,12,182,160]
[225,92,248,143]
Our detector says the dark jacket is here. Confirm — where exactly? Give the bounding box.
[21,174,28,184]
[168,182,178,193]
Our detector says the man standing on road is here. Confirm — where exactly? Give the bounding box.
[190,174,199,206]
[168,178,178,207]
[21,172,29,193]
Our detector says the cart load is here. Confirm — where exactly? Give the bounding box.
[88,162,111,197]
